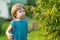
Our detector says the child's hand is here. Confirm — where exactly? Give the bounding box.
[7,33,13,40]
[32,22,38,29]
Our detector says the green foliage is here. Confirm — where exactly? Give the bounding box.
[0,17,10,34]
[2,22,10,33]
[25,0,60,40]
[0,18,7,33]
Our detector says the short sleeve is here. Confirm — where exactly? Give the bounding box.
[25,20,28,32]
[23,19,28,27]
[10,20,15,28]
[25,20,28,27]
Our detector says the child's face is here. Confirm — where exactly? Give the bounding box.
[16,8,25,19]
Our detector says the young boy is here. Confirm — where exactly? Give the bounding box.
[6,4,38,40]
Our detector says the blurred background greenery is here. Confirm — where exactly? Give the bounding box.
[0,0,60,40]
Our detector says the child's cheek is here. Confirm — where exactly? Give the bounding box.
[17,14,21,17]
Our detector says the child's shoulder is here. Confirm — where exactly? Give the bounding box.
[10,20,15,23]
[22,18,27,22]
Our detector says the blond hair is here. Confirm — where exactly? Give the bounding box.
[11,4,24,19]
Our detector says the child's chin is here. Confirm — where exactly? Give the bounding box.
[20,17,25,19]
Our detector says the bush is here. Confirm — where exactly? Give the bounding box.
[25,0,60,40]
[0,17,10,33]
[2,22,10,33]
[0,18,7,33]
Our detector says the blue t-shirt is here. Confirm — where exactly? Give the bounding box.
[10,19,28,40]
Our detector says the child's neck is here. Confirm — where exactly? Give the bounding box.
[14,19,21,21]
[14,18,25,21]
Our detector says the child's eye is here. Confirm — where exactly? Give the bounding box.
[19,10,25,13]
[19,11,22,13]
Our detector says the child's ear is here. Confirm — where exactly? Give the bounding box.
[14,15,17,18]
[15,15,17,16]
